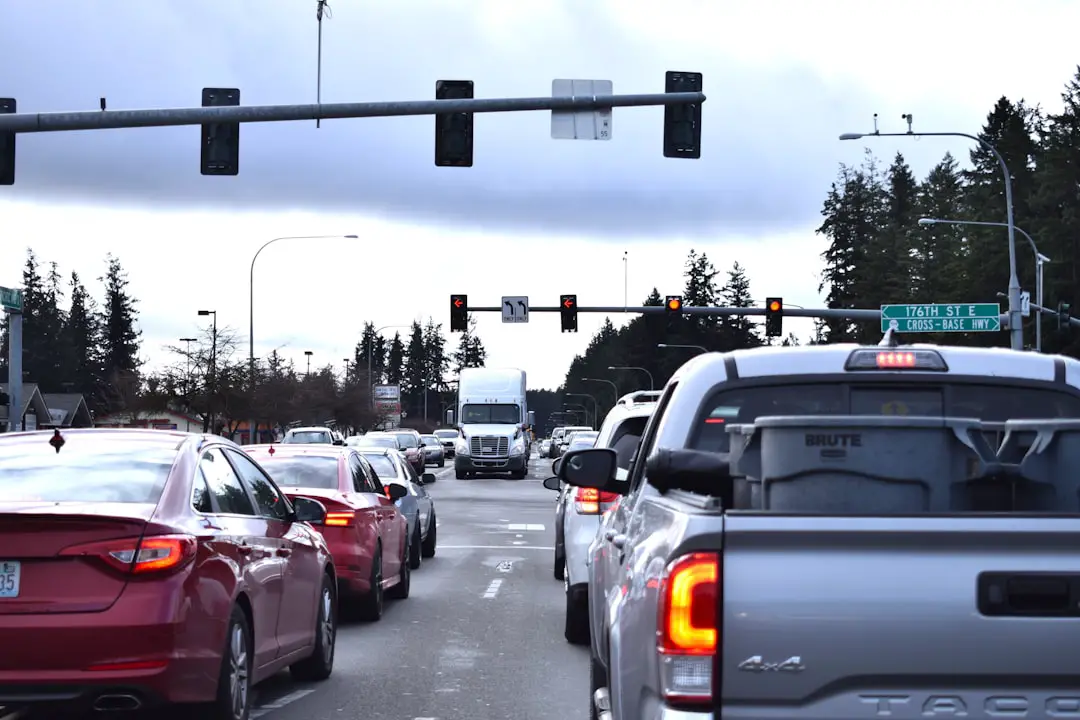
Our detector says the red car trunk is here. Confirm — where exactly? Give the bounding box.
[0,503,157,615]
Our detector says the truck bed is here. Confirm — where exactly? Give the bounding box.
[719,513,1080,718]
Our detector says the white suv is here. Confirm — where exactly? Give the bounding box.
[549,391,661,644]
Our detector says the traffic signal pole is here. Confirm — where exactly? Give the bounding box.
[460,304,888,320]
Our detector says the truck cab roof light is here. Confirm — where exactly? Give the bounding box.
[845,349,948,372]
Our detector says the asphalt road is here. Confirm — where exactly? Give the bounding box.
[246,450,587,720]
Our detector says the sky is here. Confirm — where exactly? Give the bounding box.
[1,0,1079,390]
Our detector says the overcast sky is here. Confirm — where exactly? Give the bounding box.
[2,0,1078,390]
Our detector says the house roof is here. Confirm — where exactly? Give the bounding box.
[0,382,50,421]
[41,393,92,426]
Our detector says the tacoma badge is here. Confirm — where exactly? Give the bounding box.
[737,655,805,673]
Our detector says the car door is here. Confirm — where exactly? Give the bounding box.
[411,473,433,538]
[198,447,284,670]
[345,452,383,562]
[399,461,429,535]
[226,448,321,657]
[353,453,403,578]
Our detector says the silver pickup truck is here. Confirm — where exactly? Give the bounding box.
[557,340,1080,720]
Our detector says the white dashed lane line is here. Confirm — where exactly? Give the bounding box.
[507,523,545,531]
[251,688,317,718]
[482,579,504,599]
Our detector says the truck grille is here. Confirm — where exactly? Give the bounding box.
[471,436,509,456]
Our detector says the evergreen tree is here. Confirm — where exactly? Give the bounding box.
[19,249,46,387]
[878,153,919,303]
[354,322,385,385]
[681,249,720,343]
[385,332,405,385]
[100,254,141,376]
[62,271,103,400]
[36,262,68,390]
[402,322,427,416]
[452,315,487,372]
[913,153,967,305]
[717,261,760,350]
[422,317,448,388]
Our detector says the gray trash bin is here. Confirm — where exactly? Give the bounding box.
[725,415,997,513]
[996,419,1080,512]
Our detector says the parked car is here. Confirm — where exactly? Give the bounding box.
[360,448,437,565]
[433,428,458,457]
[283,426,343,445]
[420,435,446,467]
[0,428,338,718]
[246,443,411,621]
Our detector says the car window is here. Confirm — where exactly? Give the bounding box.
[192,470,213,513]
[394,433,419,449]
[348,454,377,493]
[199,448,257,516]
[225,449,290,521]
[628,383,677,498]
[362,453,398,479]
[284,431,332,444]
[356,454,385,494]
[421,435,439,445]
[259,455,341,489]
[610,416,649,470]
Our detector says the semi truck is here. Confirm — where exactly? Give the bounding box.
[447,367,534,479]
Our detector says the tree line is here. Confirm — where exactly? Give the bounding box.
[557,65,1080,426]
[0,247,489,435]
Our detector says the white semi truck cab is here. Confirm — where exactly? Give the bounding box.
[448,367,534,479]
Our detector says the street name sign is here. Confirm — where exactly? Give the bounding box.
[0,286,22,312]
[551,79,613,140]
[880,303,1001,333]
[502,296,529,323]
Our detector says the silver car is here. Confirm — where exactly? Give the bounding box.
[420,434,446,467]
[360,448,437,567]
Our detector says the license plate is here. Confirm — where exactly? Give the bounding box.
[0,560,20,598]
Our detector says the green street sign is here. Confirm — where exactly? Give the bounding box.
[880,303,1001,333]
[0,286,22,312]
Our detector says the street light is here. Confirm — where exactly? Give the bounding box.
[918,217,1050,351]
[608,365,654,391]
[566,392,599,427]
[304,350,314,376]
[248,234,358,444]
[197,310,217,433]
[582,377,619,404]
[658,343,707,353]
[180,337,197,407]
[841,123,1022,350]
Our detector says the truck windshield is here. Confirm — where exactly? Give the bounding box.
[691,380,1080,453]
[462,404,520,424]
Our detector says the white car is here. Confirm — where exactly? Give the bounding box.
[547,391,659,644]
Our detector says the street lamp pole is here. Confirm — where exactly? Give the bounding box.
[566,392,599,427]
[582,377,619,404]
[248,234,357,444]
[607,365,655,391]
[197,310,217,433]
[657,343,708,353]
[180,337,197,411]
[841,123,1022,350]
[918,218,1050,351]
[304,350,314,376]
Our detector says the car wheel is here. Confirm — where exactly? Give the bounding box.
[589,654,607,720]
[388,540,411,599]
[553,552,565,581]
[290,572,337,681]
[356,545,384,622]
[421,513,437,558]
[408,522,422,570]
[438,459,445,467]
[564,574,590,645]
[204,604,252,720]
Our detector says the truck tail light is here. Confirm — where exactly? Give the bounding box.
[573,486,619,514]
[657,552,719,706]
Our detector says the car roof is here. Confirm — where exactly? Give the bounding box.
[0,427,203,451]
[246,443,350,458]
[286,426,333,433]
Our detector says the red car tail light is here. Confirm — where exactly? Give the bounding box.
[573,486,620,514]
[324,511,356,527]
[59,534,197,576]
[657,552,720,706]
[85,659,168,672]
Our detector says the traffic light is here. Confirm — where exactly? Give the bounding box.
[200,88,240,176]
[765,297,783,337]
[665,295,683,313]
[435,80,474,167]
[0,98,14,186]
[663,71,702,159]
[450,294,468,332]
[560,294,578,332]
[1058,301,1072,331]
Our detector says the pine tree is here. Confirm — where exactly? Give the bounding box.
[878,152,919,303]
[402,322,427,417]
[453,315,487,372]
[385,332,405,385]
[18,249,48,388]
[422,318,448,388]
[37,261,68,390]
[99,254,142,411]
[913,153,967,305]
[717,261,760,350]
[354,322,384,386]
[62,271,103,400]
[681,249,720,343]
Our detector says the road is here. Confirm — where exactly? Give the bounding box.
[248,451,587,720]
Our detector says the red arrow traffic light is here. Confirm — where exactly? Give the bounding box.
[560,294,578,332]
[453,297,464,308]
[563,297,575,309]
[450,295,468,332]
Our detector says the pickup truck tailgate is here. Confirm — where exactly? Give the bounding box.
[720,514,1080,718]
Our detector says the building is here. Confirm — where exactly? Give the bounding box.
[94,409,202,432]
[0,383,53,431]
[41,393,94,428]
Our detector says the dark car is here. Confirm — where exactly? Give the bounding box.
[0,429,338,718]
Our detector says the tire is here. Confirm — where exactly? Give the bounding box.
[553,552,565,581]
[388,539,411,599]
[356,545,384,622]
[204,604,253,720]
[589,654,606,720]
[290,573,337,681]
[455,470,466,480]
[438,459,445,467]
[512,468,527,480]
[408,522,422,570]
[564,574,590,645]
[421,513,437,558]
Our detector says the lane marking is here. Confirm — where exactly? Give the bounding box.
[251,688,316,718]
[508,523,546,531]
[439,544,554,550]
[482,578,503,599]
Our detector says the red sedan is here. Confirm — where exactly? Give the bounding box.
[0,428,338,719]
[246,444,410,621]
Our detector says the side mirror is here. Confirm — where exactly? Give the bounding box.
[558,448,627,495]
[551,459,562,476]
[293,496,327,524]
[333,439,345,446]
[385,484,408,501]
[422,472,437,484]
[528,410,536,427]
[419,442,426,447]
[543,476,561,491]
[646,448,732,499]
[445,409,455,425]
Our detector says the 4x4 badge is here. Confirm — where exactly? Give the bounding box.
[737,655,805,673]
